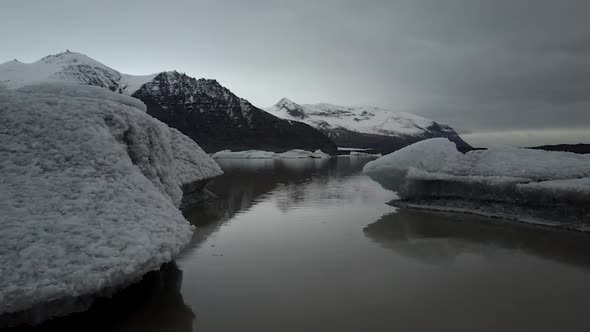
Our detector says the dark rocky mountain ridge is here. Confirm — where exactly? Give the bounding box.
[0,52,338,154]
[132,71,337,153]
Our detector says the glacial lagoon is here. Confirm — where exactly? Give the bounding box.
[14,157,590,332]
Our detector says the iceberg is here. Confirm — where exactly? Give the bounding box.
[211,149,278,159]
[349,151,382,158]
[279,149,330,159]
[211,149,331,159]
[363,138,590,228]
[0,83,222,325]
[311,149,331,159]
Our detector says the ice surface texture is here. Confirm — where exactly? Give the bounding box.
[363,138,590,212]
[0,83,222,320]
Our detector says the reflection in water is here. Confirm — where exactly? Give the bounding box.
[6,262,193,332]
[10,157,590,332]
[364,209,590,268]
[181,157,378,251]
[180,158,590,332]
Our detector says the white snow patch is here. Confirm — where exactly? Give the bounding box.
[211,149,278,159]
[0,51,157,95]
[0,83,222,320]
[312,149,331,159]
[266,98,436,137]
[0,51,119,90]
[120,73,159,95]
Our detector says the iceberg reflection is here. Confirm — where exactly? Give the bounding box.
[5,262,194,332]
[363,209,590,267]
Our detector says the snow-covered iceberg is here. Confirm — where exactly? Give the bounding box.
[211,149,331,159]
[349,151,382,158]
[280,149,330,159]
[0,83,222,325]
[363,138,590,229]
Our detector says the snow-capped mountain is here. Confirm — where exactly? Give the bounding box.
[0,50,156,94]
[266,98,470,153]
[132,71,337,153]
[0,51,337,154]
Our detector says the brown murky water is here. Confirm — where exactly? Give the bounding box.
[11,158,590,332]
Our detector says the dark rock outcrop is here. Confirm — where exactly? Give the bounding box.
[132,72,338,154]
[530,143,590,154]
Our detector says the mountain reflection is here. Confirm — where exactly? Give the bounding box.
[6,262,194,332]
[6,158,377,332]
[364,209,590,268]
[183,157,376,248]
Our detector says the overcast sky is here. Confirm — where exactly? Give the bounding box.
[1,0,589,145]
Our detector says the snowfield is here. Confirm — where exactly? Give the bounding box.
[0,51,157,95]
[211,149,331,159]
[266,98,436,137]
[0,83,222,324]
[265,97,471,155]
[363,138,590,228]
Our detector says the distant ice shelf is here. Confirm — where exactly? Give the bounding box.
[211,149,331,159]
[348,151,382,158]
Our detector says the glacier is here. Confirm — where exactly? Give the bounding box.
[363,138,590,229]
[266,97,437,137]
[265,98,471,154]
[0,83,222,325]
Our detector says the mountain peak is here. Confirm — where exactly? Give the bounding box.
[196,78,222,87]
[159,70,185,79]
[40,50,85,60]
[276,97,299,107]
[1,59,21,66]
[0,51,126,91]
[36,50,109,69]
[277,97,293,103]
[272,97,307,119]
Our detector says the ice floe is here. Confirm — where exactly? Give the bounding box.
[211,149,331,159]
[0,83,222,324]
[363,138,590,228]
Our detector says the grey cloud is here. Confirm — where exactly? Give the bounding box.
[1,0,589,141]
